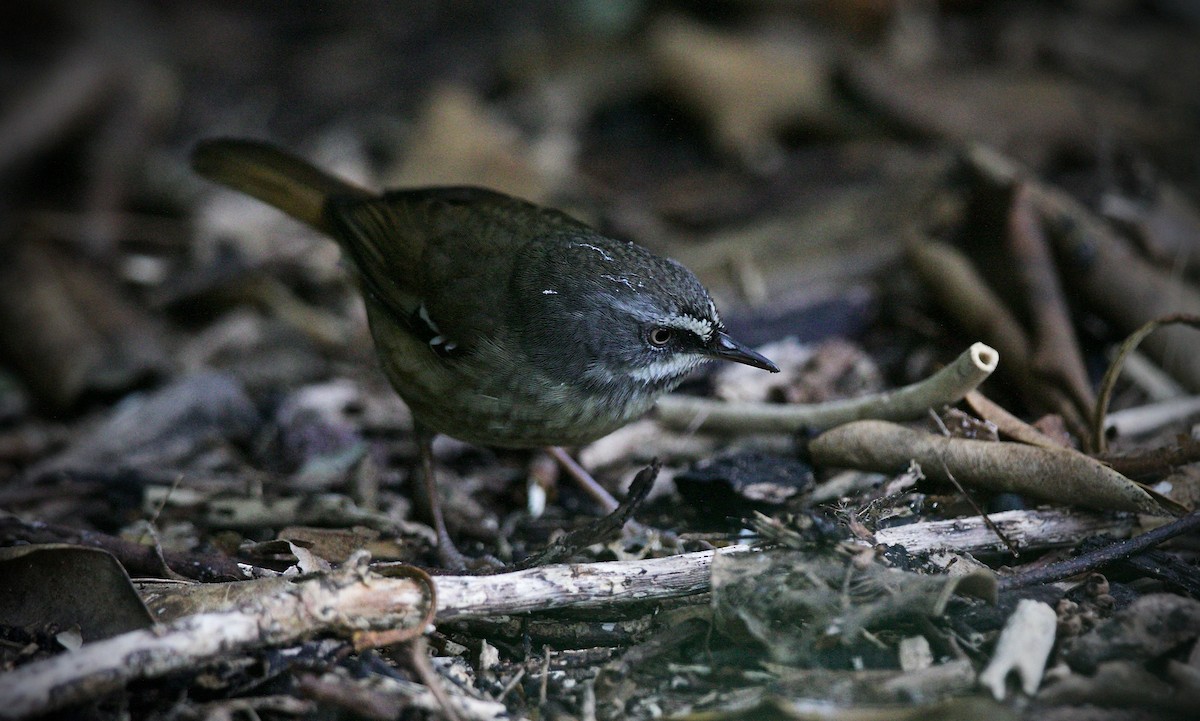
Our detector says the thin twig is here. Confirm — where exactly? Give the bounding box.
[999,511,1200,590]
[941,459,1019,558]
[927,410,1016,555]
[513,460,657,569]
[547,446,619,513]
[495,669,525,703]
[1092,315,1200,452]
[405,636,462,721]
[1007,182,1096,420]
[964,390,1066,450]
[539,645,551,707]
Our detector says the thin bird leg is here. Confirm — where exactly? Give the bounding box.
[546,446,619,514]
[414,421,468,569]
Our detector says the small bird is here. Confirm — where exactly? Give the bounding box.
[192,139,778,565]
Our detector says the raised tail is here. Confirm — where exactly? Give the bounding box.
[191,138,371,236]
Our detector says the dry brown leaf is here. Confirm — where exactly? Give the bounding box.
[647,15,837,170]
[810,420,1164,514]
[846,53,1180,168]
[0,545,154,642]
[383,85,548,202]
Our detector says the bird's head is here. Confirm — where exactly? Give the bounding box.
[513,235,778,397]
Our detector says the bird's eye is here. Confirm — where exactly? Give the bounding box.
[648,327,673,347]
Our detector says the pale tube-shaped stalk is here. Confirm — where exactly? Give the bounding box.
[655,342,998,433]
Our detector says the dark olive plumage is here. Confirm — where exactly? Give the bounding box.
[192,139,777,450]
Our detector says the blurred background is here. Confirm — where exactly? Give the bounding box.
[3,0,1196,415]
[2,1,1200,716]
[2,0,1199,508]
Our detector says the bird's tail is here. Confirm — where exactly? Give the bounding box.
[191,139,370,236]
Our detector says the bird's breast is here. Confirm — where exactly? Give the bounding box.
[366,305,656,448]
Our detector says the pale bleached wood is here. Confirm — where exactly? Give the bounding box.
[435,509,1131,620]
[0,508,1131,719]
[432,547,728,620]
[871,508,1135,556]
[979,599,1058,699]
[0,555,430,720]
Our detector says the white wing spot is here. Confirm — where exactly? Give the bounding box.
[429,335,458,353]
[418,303,442,334]
[420,303,459,354]
[542,289,559,295]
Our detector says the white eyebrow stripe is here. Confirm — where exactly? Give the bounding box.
[664,313,715,341]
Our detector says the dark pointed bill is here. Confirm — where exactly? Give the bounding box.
[707,331,779,373]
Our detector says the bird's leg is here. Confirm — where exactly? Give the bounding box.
[545,446,619,514]
[414,422,468,569]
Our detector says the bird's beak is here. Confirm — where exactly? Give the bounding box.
[707,331,779,373]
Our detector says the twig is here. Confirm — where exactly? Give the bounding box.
[495,669,525,703]
[940,459,1019,558]
[964,390,1066,450]
[967,145,1200,393]
[405,636,463,721]
[655,342,997,433]
[870,509,1133,556]
[907,237,1088,439]
[430,547,730,621]
[0,509,1133,718]
[437,512,1131,619]
[1007,182,1096,418]
[1092,315,1200,451]
[1122,548,1200,597]
[547,445,619,513]
[1093,435,1200,482]
[0,552,434,719]
[1104,395,1200,440]
[513,461,657,569]
[999,511,1200,590]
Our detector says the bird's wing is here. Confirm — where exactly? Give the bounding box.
[326,195,426,327]
[327,187,591,352]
